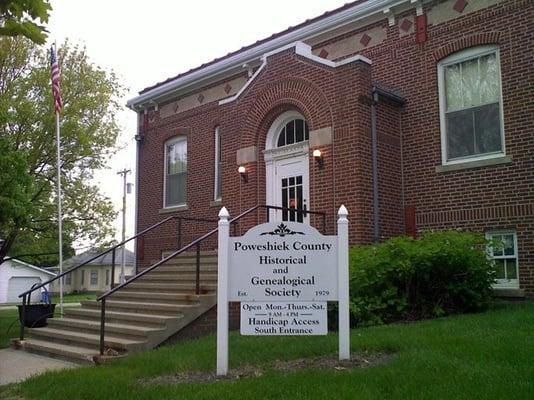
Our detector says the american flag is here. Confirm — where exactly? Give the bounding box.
[50,46,62,113]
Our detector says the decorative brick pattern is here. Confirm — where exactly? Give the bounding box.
[360,32,372,47]
[318,48,329,58]
[453,0,468,13]
[400,18,413,32]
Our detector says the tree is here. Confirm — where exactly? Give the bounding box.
[0,0,51,44]
[0,37,124,266]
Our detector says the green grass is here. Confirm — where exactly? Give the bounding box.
[1,302,533,399]
[0,308,20,348]
[50,292,95,303]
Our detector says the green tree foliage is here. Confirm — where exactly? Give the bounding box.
[348,231,496,326]
[0,37,124,267]
[0,0,51,44]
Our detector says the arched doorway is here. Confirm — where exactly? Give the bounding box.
[264,110,310,223]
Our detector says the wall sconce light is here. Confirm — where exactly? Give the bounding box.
[313,149,324,169]
[134,134,144,143]
[238,165,248,183]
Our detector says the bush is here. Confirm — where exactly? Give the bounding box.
[349,231,495,326]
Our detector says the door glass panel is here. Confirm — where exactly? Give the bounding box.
[281,175,304,223]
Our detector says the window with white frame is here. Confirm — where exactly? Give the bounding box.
[64,273,71,285]
[164,136,187,207]
[90,270,98,285]
[438,46,504,163]
[214,127,222,200]
[486,231,518,287]
[277,118,309,147]
[105,269,110,286]
[80,270,85,285]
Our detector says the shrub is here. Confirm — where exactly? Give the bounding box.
[348,231,495,326]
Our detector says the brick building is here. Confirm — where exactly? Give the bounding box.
[128,0,533,298]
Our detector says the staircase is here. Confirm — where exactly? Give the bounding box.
[15,251,217,364]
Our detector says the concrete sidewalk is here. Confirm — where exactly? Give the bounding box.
[0,348,78,385]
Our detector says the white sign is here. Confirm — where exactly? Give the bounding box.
[216,206,350,376]
[240,302,327,335]
[228,222,337,301]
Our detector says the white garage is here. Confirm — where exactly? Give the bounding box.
[0,259,56,303]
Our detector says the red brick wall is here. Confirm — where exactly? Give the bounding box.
[333,0,533,294]
[136,0,534,296]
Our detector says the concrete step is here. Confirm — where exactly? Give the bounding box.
[138,273,217,283]
[107,291,209,304]
[29,327,146,351]
[22,338,97,364]
[150,265,217,273]
[123,281,217,293]
[47,317,166,339]
[65,307,175,327]
[160,257,218,265]
[81,300,200,315]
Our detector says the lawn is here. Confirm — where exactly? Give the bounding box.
[50,292,95,303]
[1,302,532,399]
[0,308,19,348]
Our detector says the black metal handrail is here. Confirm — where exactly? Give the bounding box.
[16,214,218,342]
[96,204,326,355]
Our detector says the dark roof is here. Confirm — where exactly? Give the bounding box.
[62,248,135,268]
[139,0,367,94]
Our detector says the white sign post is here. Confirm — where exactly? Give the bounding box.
[216,206,350,376]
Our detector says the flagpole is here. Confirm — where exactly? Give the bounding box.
[56,106,64,317]
[52,41,64,317]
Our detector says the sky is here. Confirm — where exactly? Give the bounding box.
[46,0,349,251]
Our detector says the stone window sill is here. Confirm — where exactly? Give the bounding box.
[210,199,223,207]
[159,205,189,214]
[435,155,512,173]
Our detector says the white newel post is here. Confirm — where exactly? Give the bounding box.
[216,207,230,376]
[337,205,350,360]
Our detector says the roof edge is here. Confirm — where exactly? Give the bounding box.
[127,0,411,110]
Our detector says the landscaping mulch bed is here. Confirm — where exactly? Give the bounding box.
[140,352,394,386]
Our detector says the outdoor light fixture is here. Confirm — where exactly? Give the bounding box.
[313,149,324,168]
[238,165,248,183]
[134,134,144,143]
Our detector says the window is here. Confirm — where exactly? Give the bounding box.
[164,136,187,207]
[80,270,85,285]
[214,127,222,200]
[277,118,309,147]
[105,269,110,286]
[90,270,98,285]
[438,46,504,164]
[486,231,519,288]
[64,273,71,285]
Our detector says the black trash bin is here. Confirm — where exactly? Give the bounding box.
[18,288,56,328]
[18,303,56,328]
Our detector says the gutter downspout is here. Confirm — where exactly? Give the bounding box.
[371,89,379,243]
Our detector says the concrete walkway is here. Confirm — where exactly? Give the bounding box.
[0,348,78,385]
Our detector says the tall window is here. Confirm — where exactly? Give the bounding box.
[90,270,98,285]
[486,231,518,288]
[214,127,222,200]
[438,46,504,163]
[80,270,85,285]
[105,269,110,286]
[277,118,309,147]
[164,136,187,207]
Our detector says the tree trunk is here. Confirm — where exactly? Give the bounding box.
[0,229,19,265]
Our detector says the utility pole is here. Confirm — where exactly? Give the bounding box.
[117,168,131,284]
